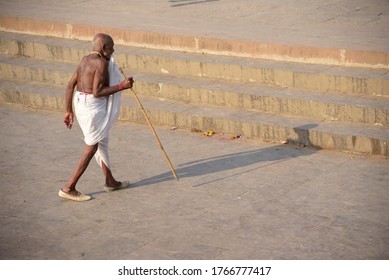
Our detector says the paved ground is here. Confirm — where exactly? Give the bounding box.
[0,104,388,259]
[0,0,388,51]
[0,0,389,261]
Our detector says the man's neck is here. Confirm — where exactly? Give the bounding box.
[90,51,102,58]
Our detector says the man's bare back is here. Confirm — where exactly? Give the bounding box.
[76,53,109,94]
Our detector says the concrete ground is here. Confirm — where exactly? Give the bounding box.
[0,0,388,261]
[0,104,388,259]
[1,0,388,52]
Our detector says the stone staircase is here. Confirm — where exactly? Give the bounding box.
[0,30,388,156]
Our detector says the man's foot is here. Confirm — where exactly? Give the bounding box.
[58,189,92,202]
[103,181,130,192]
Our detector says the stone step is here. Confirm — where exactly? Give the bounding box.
[0,78,388,156]
[1,53,388,126]
[135,72,389,126]
[1,16,388,69]
[1,31,388,97]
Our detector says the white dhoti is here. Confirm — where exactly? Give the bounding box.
[74,56,123,169]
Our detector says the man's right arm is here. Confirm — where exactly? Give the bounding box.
[92,60,133,98]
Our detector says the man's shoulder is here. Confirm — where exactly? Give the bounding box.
[96,56,109,68]
[85,55,108,69]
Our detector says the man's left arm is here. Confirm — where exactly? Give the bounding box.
[64,69,78,129]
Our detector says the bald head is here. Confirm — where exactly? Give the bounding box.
[92,33,114,51]
[91,33,115,60]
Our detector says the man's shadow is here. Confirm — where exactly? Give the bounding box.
[129,123,320,188]
[291,124,320,149]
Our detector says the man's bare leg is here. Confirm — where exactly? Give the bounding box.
[101,162,122,189]
[61,144,98,195]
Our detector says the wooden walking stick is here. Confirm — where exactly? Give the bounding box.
[119,68,179,181]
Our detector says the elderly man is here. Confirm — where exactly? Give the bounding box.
[59,33,134,202]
